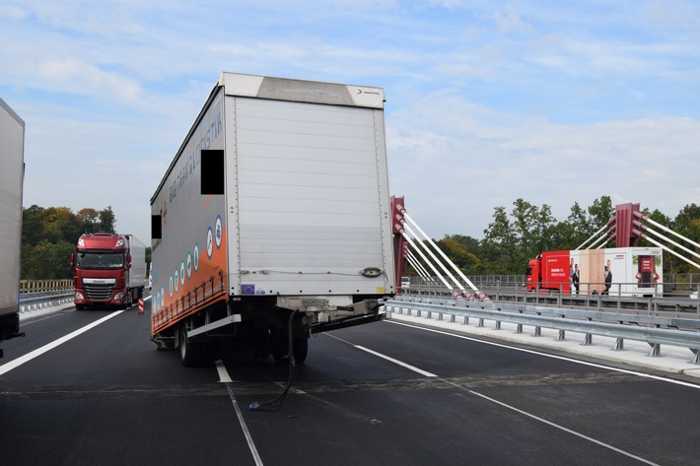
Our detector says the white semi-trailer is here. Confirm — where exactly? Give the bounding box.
[150,73,395,366]
[0,98,25,357]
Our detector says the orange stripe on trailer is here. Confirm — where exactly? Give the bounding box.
[151,292,228,336]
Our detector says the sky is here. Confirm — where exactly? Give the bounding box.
[1,0,699,241]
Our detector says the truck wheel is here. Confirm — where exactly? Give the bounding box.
[271,329,288,362]
[293,336,309,365]
[75,304,84,311]
[179,326,208,367]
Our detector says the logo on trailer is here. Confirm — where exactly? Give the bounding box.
[193,244,200,271]
[180,262,185,286]
[186,253,192,278]
[215,215,223,248]
[207,227,213,258]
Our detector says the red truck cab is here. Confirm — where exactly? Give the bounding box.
[526,250,571,293]
[71,233,143,310]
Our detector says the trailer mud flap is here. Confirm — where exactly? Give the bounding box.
[311,312,385,334]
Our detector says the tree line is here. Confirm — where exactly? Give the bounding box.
[434,196,700,278]
[21,206,116,279]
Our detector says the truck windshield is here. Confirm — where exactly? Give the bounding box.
[77,252,124,269]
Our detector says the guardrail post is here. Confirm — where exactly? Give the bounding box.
[615,337,624,351]
[449,314,455,323]
[533,326,541,337]
[463,315,469,325]
[583,333,592,345]
[648,343,661,357]
[691,349,700,365]
[495,320,501,330]
[556,329,565,341]
[558,283,563,306]
[438,312,443,321]
[478,318,484,327]
[515,323,522,334]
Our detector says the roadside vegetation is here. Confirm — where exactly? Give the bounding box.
[435,196,700,277]
[21,206,116,279]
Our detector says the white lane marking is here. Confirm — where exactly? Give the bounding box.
[328,330,660,465]
[0,311,124,377]
[218,362,264,466]
[325,332,437,378]
[463,388,661,466]
[215,359,233,383]
[387,319,700,390]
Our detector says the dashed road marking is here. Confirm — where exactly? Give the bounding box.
[386,319,700,390]
[216,361,264,466]
[215,359,233,383]
[326,330,661,466]
[325,332,437,377]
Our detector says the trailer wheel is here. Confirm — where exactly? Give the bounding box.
[293,336,308,365]
[179,326,208,367]
[271,328,287,362]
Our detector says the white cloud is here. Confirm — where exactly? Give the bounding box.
[388,93,700,238]
[3,0,699,242]
[0,4,28,19]
[37,59,142,103]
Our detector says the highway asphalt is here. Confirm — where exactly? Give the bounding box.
[1,302,700,466]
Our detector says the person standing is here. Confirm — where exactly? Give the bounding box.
[603,265,613,295]
[571,264,580,295]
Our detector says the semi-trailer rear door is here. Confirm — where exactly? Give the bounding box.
[224,84,394,297]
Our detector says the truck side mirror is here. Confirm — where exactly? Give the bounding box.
[127,254,132,268]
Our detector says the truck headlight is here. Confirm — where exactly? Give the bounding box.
[113,292,124,302]
[75,291,84,301]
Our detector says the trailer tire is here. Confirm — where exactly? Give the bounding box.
[271,329,287,362]
[179,326,208,367]
[293,336,308,365]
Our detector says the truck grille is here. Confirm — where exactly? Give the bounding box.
[84,283,113,301]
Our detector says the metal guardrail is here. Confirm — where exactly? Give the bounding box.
[19,279,72,295]
[404,281,700,314]
[385,297,700,364]
[397,295,700,331]
[18,292,74,313]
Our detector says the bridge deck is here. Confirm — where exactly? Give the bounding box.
[1,300,699,466]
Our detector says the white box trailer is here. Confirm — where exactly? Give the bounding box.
[571,247,663,296]
[0,98,25,355]
[150,73,395,365]
[125,234,147,291]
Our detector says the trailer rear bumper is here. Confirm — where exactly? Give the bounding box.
[311,311,384,334]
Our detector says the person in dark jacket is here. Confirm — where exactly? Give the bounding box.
[571,264,580,295]
[603,265,612,295]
